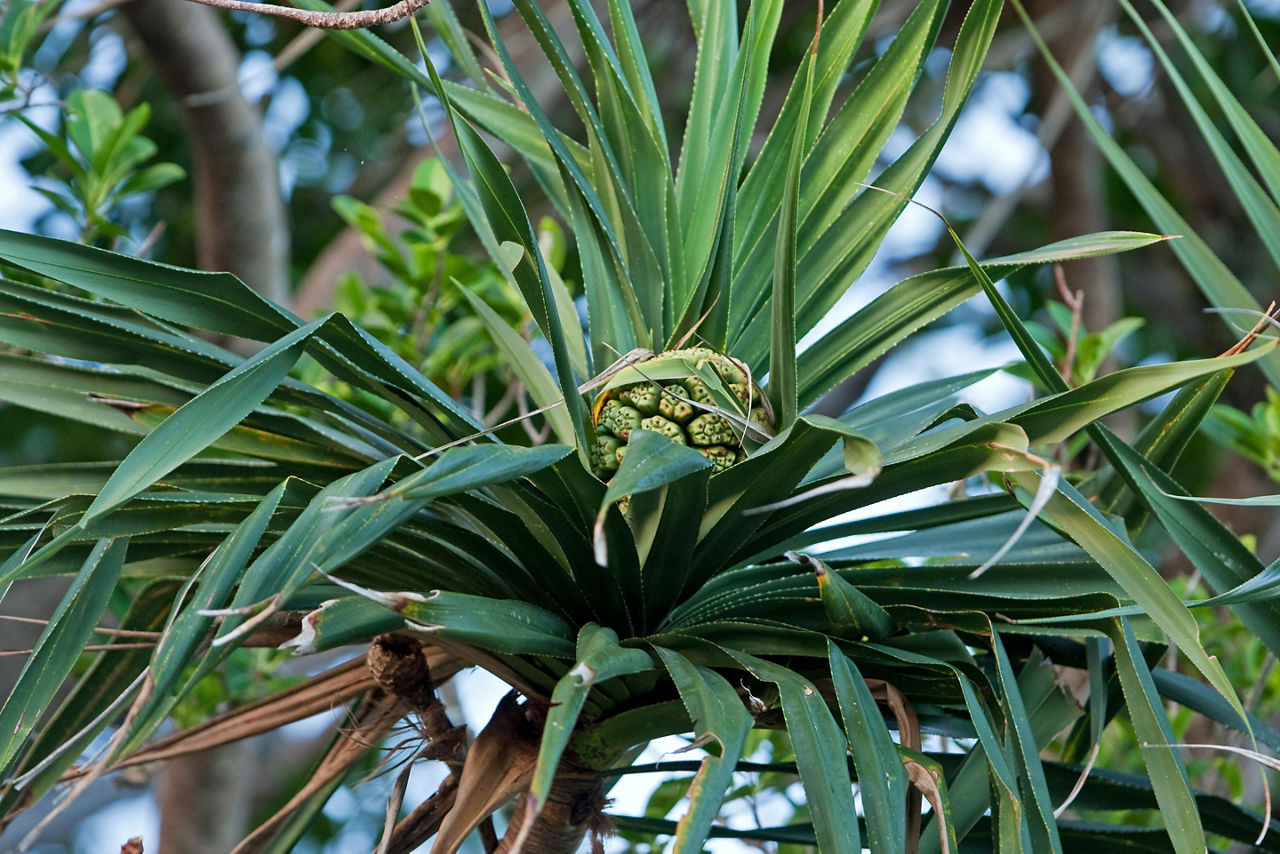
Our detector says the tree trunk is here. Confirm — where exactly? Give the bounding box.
[121,0,290,306]
[495,776,605,854]
[1027,0,1121,335]
[157,740,256,854]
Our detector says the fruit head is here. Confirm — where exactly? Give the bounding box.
[589,347,773,481]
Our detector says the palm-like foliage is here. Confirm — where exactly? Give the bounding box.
[2,1,1279,851]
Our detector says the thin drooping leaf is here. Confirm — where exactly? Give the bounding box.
[728,650,862,854]
[990,630,1063,853]
[529,625,652,809]
[766,17,812,429]
[1108,618,1205,853]
[829,643,909,854]
[653,647,753,854]
[0,228,297,340]
[0,538,125,777]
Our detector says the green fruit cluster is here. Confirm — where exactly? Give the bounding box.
[589,347,771,481]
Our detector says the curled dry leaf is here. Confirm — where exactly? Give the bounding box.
[430,692,540,854]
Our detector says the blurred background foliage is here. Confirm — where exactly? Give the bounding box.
[2,0,1280,850]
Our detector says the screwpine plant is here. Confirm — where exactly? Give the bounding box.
[2,1,1280,852]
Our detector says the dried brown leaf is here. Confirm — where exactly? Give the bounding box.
[429,692,539,854]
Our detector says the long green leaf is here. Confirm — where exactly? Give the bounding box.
[797,231,1166,405]
[531,625,653,807]
[226,458,399,617]
[1099,429,1280,658]
[80,317,323,524]
[122,481,291,753]
[1119,0,1280,272]
[380,588,576,659]
[0,229,297,340]
[734,0,883,270]
[728,649,862,854]
[390,444,573,503]
[829,642,909,854]
[1013,0,1280,387]
[990,631,1062,853]
[731,0,946,359]
[1141,0,1280,207]
[1010,472,1244,724]
[0,537,125,777]
[1108,619,1205,853]
[653,647,753,854]
[5,578,172,806]
[424,50,588,450]
[766,21,812,429]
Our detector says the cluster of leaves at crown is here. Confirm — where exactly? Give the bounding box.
[589,346,773,481]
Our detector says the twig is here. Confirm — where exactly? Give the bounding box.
[1214,301,1279,357]
[10,669,150,791]
[0,643,156,657]
[376,761,414,854]
[269,0,362,73]
[203,594,283,647]
[0,615,162,640]
[131,220,167,259]
[483,379,522,430]
[515,382,550,445]
[181,0,430,31]
[1053,264,1083,386]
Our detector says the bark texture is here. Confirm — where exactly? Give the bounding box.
[156,740,255,854]
[121,0,290,305]
[1027,0,1121,335]
[495,776,606,854]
